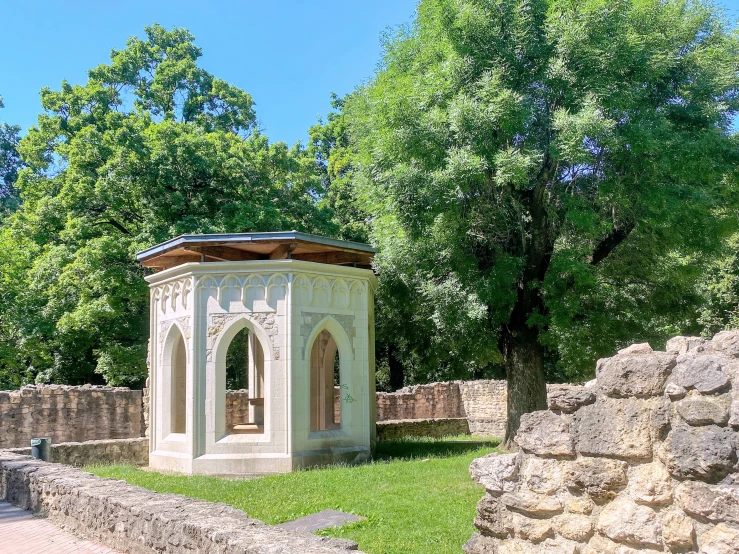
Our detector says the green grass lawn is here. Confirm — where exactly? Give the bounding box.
[87,436,499,554]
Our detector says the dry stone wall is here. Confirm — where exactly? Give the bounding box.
[466,331,739,554]
[0,452,362,554]
[0,385,142,448]
[376,418,470,441]
[5,438,148,467]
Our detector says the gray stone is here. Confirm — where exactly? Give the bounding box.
[665,382,688,399]
[508,511,553,542]
[675,481,739,524]
[463,533,499,554]
[470,453,519,494]
[515,411,574,457]
[564,457,627,499]
[501,491,563,517]
[596,349,675,398]
[277,509,366,532]
[596,496,662,548]
[669,353,731,394]
[521,457,563,495]
[547,388,596,414]
[658,424,736,482]
[474,494,512,539]
[676,393,731,426]
[713,330,739,358]
[574,397,662,460]
[666,335,707,355]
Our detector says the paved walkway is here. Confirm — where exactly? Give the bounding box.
[0,501,120,554]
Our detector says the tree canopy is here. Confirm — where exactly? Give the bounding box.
[0,24,335,388]
[345,0,739,441]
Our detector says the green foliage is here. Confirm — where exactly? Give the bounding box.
[0,96,23,218]
[0,25,335,387]
[346,0,739,383]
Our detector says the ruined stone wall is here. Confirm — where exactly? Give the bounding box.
[0,385,143,448]
[0,452,362,554]
[376,418,470,441]
[376,381,466,421]
[466,331,739,554]
[460,380,509,437]
[5,438,148,467]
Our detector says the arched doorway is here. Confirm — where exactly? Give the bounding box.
[310,329,341,431]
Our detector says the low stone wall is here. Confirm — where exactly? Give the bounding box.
[5,438,148,467]
[466,330,739,554]
[0,385,142,448]
[376,418,470,441]
[0,452,362,553]
[460,380,508,437]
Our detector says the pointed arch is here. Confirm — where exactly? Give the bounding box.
[160,320,188,436]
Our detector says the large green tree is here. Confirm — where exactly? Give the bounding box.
[0,25,334,388]
[0,96,23,218]
[347,0,739,443]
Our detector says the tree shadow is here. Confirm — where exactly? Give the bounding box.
[375,437,501,461]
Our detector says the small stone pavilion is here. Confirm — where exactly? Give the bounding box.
[137,231,378,475]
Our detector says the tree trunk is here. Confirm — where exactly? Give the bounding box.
[500,322,548,450]
[388,343,405,391]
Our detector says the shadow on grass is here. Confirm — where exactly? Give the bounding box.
[375,437,501,461]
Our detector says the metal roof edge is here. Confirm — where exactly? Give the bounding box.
[135,231,378,261]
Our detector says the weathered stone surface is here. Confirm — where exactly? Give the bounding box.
[699,523,739,554]
[4,437,148,467]
[521,457,562,495]
[547,388,596,413]
[496,538,579,554]
[661,509,695,551]
[463,533,498,554]
[676,393,731,426]
[666,336,707,355]
[713,330,739,359]
[376,417,470,440]
[470,453,519,494]
[552,513,594,542]
[659,425,736,482]
[574,397,661,460]
[730,399,739,428]
[675,481,739,524]
[665,382,688,399]
[515,411,574,457]
[501,491,563,517]
[563,493,594,515]
[669,353,731,394]
[0,452,360,554]
[475,494,512,538]
[627,462,673,505]
[597,348,675,398]
[509,512,552,542]
[596,496,662,548]
[565,457,627,499]
[584,534,664,554]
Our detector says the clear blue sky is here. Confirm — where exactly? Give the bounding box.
[1,0,737,146]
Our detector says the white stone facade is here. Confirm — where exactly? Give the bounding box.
[146,260,377,475]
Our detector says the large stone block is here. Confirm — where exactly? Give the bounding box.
[508,511,553,542]
[564,457,627,499]
[699,523,739,554]
[552,514,594,542]
[658,424,736,482]
[463,533,499,554]
[596,496,662,548]
[675,393,731,426]
[547,388,596,414]
[668,353,731,394]
[574,397,664,460]
[521,457,563,495]
[475,494,512,539]
[712,330,739,359]
[515,411,574,457]
[675,481,739,524]
[596,347,675,398]
[661,509,695,551]
[626,461,673,505]
[666,335,708,355]
[470,453,519,495]
[501,491,563,517]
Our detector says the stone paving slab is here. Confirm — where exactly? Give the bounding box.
[0,501,119,554]
[277,509,366,533]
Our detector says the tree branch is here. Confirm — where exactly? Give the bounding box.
[590,222,635,265]
[93,219,132,235]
